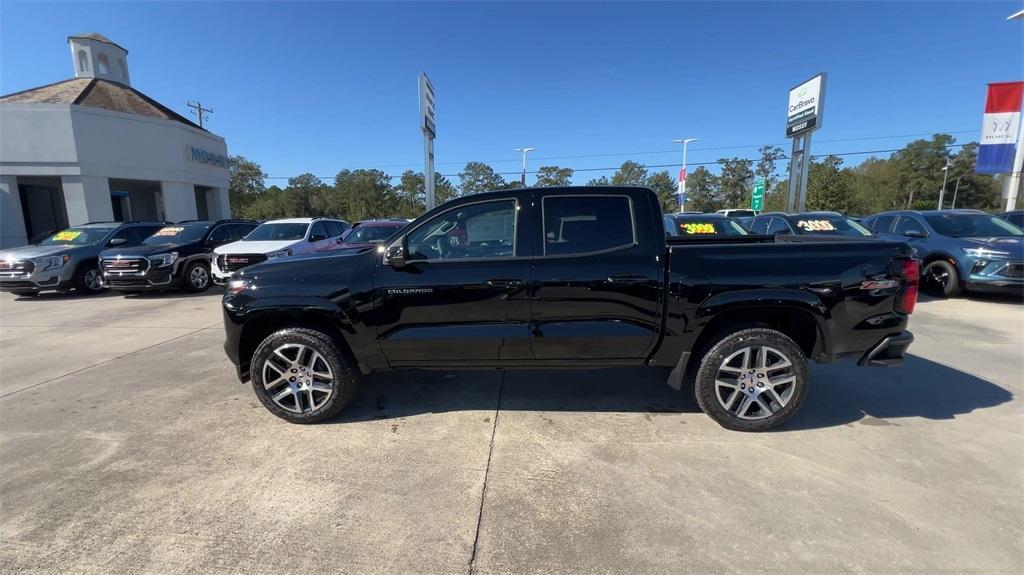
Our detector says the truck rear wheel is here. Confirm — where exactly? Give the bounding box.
[250,328,357,424]
[694,328,808,432]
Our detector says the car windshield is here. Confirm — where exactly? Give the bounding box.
[672,218,748,236]
[343,224,404,243]
[143,225,211,245]
[924,214,1023,238]
[37,227,115,246]
[791,216,873,236]
[244,223,309,241]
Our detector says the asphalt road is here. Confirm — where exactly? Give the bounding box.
[1,289,1021,574]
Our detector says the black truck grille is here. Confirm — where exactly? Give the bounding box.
[218,253,267,272]
[997,263,1024,279]
[101,257,149,274]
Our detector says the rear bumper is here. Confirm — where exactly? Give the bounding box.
[858,331,914,367]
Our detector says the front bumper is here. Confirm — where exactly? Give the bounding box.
[0,260,75,292]
[101,257,180,291]
[965,260,1023,294]
[858,331,914,367]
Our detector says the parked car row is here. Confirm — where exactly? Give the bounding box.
[0,217,411,297]
[662,207,1023,298]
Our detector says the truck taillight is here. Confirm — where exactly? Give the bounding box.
[896,258,919,315]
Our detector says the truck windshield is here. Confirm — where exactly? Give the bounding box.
[244,223,309,241]
[924,214,1023,238]
[343,224,404,243]
[792,217,873,237]
[143,225,211,245]
[38,227,115,246]
[672,218,748,236]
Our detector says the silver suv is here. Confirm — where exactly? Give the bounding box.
[0,221,165,296]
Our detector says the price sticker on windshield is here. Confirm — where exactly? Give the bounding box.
[52,230,82,241]
[154,227,184,237]
[796,220,836,232]
[681,223,716,235]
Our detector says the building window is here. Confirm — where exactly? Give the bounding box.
[97,54,110,75]
[118,59,128,82]
[78,50,89,72]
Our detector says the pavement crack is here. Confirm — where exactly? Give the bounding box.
[468,370,505,575]
[0,323,218,400]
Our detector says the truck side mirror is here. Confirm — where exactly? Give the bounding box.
[384,236,407,268]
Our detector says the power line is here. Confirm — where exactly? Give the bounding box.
[263,142,972,181]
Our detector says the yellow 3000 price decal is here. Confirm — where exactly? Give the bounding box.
[796,220,836,232]
[682,223,716,234]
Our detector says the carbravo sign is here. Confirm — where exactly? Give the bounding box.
[786,74,825,138]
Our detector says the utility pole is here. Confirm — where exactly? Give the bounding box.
[186,100,213,128]
[937,159,951,210]
[514,147,535,186]
[673,138,697,213]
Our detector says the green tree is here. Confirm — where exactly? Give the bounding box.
[646,170,677,212]
[585,176,611,186]
[283,173,330,217]
[334,169,394,221]
[534,165,574,187]
[755,145,786,193]
[717,157,755,207]
[807,156,857,213]
[610,161,649,186]
[228,156,267,217]
[686,166,721,213]
[459,162,506,195]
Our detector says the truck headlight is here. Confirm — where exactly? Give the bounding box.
[148,252,178,267]
[962,247,1010,259]
[266,249,293,260]
[226,278,253,295]
[34,254,70,271]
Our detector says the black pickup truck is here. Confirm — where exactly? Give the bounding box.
[222,187,917,431]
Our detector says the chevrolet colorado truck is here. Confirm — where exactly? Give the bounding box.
[222,186,917,431]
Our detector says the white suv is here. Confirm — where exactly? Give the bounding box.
[211,217,349,284]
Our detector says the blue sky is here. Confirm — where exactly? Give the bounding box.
[2,1,1022,185]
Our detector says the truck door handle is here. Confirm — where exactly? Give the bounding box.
[607,274,647,285]
[487,278,523,289]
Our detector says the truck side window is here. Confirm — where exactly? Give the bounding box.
[542,195,635,256]
[893,216,926,236]
[406,199,517,261]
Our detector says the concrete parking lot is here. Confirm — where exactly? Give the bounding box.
[1,289,1021,574]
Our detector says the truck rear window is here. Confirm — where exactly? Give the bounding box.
[543,196,635,256]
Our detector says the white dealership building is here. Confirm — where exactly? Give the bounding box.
[0,33,231,248]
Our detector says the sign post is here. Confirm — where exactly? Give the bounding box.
[419,73,437,211]
[785,73,826,212]
[751,176,765,211]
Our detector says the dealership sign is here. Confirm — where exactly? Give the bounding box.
[419,72,436,138]
[786,74,826,138]
[187,146,229,170]
[977,81,1023,174]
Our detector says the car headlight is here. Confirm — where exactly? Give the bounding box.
[266,249,293,260]
[148,252,179,267]
[962,247,1010,259]
[33,254,70,271]
[226,277,253,295]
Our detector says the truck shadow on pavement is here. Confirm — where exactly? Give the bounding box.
[329,354,1012,431]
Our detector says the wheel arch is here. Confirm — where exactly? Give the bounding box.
[238,307,359,380]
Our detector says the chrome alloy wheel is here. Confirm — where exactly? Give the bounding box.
[262,343,335,413]
[190,265,210,289]
[83,268,103,291]
[714,345,796,420]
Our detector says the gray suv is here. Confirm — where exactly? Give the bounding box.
[0,221,165,296]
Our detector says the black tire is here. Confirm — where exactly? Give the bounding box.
[74,263,105,294]
[182,260,212,293]
[250,328,357,424]
[694,328,809,432]
[921,260,961,297]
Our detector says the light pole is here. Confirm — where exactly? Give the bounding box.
[673,138,698,213]
[937,159,951,210]
[950,168,973,209]
[513,147,535,187]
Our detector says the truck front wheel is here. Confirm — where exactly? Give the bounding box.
[694,328,808,432]
[250,328,357,424]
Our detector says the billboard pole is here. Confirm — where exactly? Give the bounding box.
[797,132,812,212]
[1006,119,1024,211]
[787,137,801,212]
[419,73,437,211]
[785,73,825,213]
